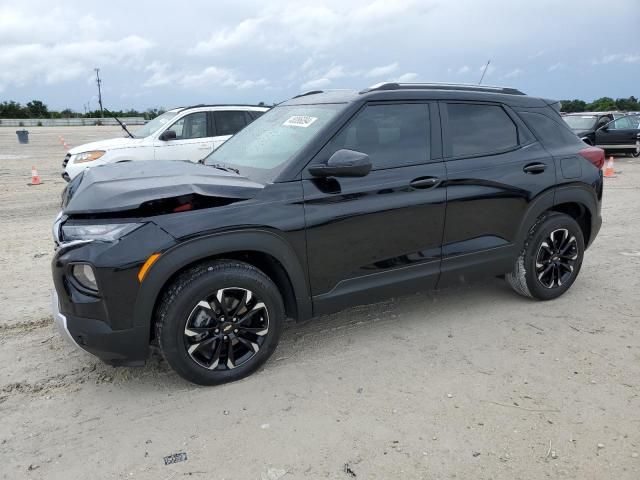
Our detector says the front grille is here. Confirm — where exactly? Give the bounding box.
[62,153,71,168]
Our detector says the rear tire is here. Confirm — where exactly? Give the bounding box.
[506,213,584,300]
[155,260,285,385]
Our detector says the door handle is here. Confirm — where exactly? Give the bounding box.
[409,177,440,189]
[198,143,212,150]
[523,163,547,174]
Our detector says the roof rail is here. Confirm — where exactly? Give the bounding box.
[360,82,526,96]
[292,90,324,99]
[178,104,269,112]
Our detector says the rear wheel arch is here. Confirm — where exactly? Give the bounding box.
[515,187,597,251]
[551,202,591,247]
[134,230,311,341]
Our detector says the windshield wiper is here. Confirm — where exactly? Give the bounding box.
[208,163,240,175]
[104,107,135,138]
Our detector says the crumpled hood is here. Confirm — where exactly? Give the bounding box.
[63,160,264,215]
[68,136,146,154]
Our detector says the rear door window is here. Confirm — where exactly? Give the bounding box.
[445,103,519,157]
[214,111,249,136]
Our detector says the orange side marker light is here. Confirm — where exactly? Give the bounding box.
[138,253,161,283]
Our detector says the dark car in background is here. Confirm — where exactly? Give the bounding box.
[592,114,640,157]
[562,112,617,144]
[51,83,604,385]
[562,111,640,156]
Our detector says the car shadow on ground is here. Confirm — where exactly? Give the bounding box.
[78,276,523,391]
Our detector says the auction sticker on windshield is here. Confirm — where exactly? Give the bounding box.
[283,116,318,128]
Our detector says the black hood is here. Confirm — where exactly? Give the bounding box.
[63,161,264,215]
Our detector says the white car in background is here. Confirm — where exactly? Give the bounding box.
[62,105,268,181]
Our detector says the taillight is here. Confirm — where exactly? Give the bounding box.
[579,147,605,169]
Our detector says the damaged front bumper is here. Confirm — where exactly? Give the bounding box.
[50,221,176,366]
[51,289,81,350]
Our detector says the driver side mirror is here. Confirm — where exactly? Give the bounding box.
[308,149,372,178]
[159,130,177,141]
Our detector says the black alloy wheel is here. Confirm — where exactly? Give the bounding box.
[156,261,284,385]
[534,229,578,289]
[184,287,269,370]
[506,212,585,300]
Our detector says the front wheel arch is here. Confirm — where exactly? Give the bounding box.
[133,230,312,341]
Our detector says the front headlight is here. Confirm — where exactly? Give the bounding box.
[61,223,141,242]
[72,150,106,164]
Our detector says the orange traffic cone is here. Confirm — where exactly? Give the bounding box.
[63,141,70,150]
[604,156,615,178]
[29,166,42,186]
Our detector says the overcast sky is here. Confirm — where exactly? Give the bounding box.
[1,0,638,111]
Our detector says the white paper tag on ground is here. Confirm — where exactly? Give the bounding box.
[283,116,317,128]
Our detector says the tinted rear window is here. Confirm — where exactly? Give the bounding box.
[446,103,519,157]
[214,111,248,136]
[520,111,584,148]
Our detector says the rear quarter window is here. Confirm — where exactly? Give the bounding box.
[519,111,584,148]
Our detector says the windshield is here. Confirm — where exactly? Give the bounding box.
[133,111,179,138]
[563,115,597,130]
[204,104,345,183]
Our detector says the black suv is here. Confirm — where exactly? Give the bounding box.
[52,83,604,385]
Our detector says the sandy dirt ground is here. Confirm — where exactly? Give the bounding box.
[0,126,639,480]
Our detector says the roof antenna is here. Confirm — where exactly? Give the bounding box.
[478,60,491,85]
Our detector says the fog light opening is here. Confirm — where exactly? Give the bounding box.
[72,263,98,291]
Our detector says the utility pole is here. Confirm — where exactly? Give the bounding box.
[95,68,104,118]
[478,60,491,85]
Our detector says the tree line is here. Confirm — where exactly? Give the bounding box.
[2,97,638,118]
[559,96,639,113]
[0,100,166,120]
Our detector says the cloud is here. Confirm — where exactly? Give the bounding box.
[188,17,265,56]
[143,62,175,87]
[189,0,433,56]
[591,53,640,65]
[180,67,268,89]
[1,0,639,108]
[298,63,350,90]
[0,36,152,91]
[365,62,399,78]
[395,72,419,82]
[300,78,333,90]
[143,64,267,90]
[503,68,523,79]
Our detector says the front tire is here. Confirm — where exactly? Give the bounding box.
[156,260,285,385]
[506,213,584,300]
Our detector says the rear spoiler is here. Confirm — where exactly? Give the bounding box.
[543,98,562,113]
